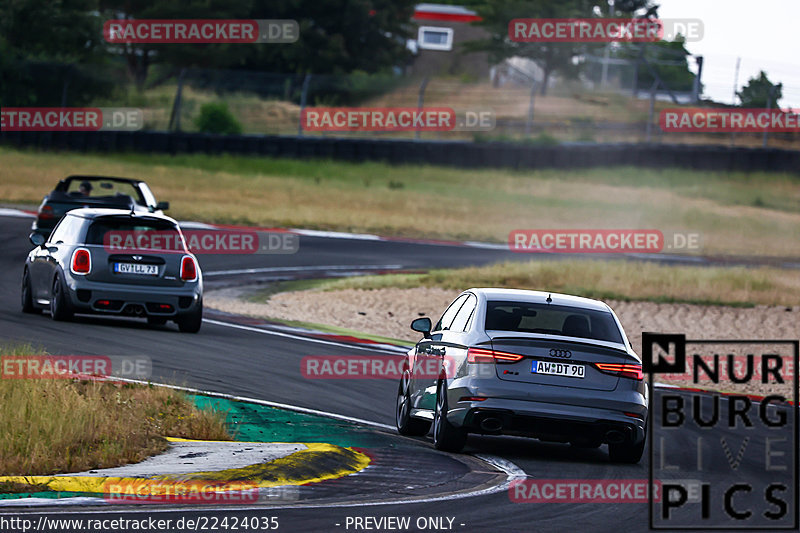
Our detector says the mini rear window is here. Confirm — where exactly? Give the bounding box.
[85,217,183,251]
[485,300,623,344]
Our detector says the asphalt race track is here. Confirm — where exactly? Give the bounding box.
[0,214,796,532]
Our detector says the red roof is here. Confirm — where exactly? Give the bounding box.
[413,4,482,23]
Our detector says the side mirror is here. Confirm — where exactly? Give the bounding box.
[155,201,170,211]
[411,317,432,339]
[29,232,45,247]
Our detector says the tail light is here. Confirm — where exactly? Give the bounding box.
[180,255,197,282]
[467,347,525,363]
[38,205,55,220]
[70,248,91,275]
[594,362,643,380]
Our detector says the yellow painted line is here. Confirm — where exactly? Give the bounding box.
[0,443,370,494]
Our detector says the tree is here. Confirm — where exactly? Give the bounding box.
[0,0,114,106]
[617,35,697,93]
[737,71,782,108]
[98,0,416,88]
[464,0,657,95]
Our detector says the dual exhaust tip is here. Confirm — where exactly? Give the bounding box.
[477,416,627,444]
[122,304,146,317]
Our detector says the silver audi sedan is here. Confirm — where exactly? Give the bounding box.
[396,288,648,462]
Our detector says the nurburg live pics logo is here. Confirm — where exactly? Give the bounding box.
[643,333,799,530]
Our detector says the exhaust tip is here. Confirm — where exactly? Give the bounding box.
[479,417,503,433]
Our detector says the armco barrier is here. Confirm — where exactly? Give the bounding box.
[1,130,798,173]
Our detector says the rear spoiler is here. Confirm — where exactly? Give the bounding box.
[488,332,632,356]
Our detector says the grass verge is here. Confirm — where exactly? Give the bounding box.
[310,259,800,307]
[1,147,799,257]
[0,344,231,487]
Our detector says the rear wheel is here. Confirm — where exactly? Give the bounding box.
[396,369,431,436]
[608,437,646,463]
[177,299,202,333]
[50,273,73,321]
[21,269,39,314]
[571,440,602,449]
[432,379,467,452]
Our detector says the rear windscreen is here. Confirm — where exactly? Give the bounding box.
[85,217,183,251]
[63,179,145,205]
[485,300,624,344]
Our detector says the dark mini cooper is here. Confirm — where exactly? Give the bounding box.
[396,288,648,462]
[32,175,169,238]
[22,208,203,333]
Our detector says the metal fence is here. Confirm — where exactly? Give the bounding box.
[2,60,798,149]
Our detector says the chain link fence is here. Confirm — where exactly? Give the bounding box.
[2,59,797,148]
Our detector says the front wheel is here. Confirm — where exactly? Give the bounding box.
[177,299,202,333]
[396,369,431,436]
[432,379,467,452]
[608,437,646,463]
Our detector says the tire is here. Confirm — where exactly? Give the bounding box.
[396,369,431,436]
[177,298,202,333]
[571,440,603,449]
[21,269,39,314]
[608,437,646,464]
[50,273,73,321]
[147,316,168,326]
[432,379,467,452]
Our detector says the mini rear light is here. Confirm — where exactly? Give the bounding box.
[467,347,525,363]
[158,304,173,311]
[594,362,644,381]
[70,248,91,275]
[96,300,111,307]
[180,255,197,282]
[39,205,55,220]
[624,412,644,419]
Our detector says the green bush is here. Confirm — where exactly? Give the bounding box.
[194,102,243,135]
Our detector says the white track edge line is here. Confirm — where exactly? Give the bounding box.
[203,318,407,354]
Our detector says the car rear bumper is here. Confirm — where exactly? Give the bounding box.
[446,381,647,445]
[64,277,201,318]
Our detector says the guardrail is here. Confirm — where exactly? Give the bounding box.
[2,130,798,173]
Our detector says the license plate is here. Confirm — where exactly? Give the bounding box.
[531,360,585,378]
[114,263,158,276]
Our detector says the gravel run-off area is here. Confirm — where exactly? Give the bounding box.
[207,286,799,398]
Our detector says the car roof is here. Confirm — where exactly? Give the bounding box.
[61,175,143,185]
[467,288,611,312]
[64,207,177,224]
